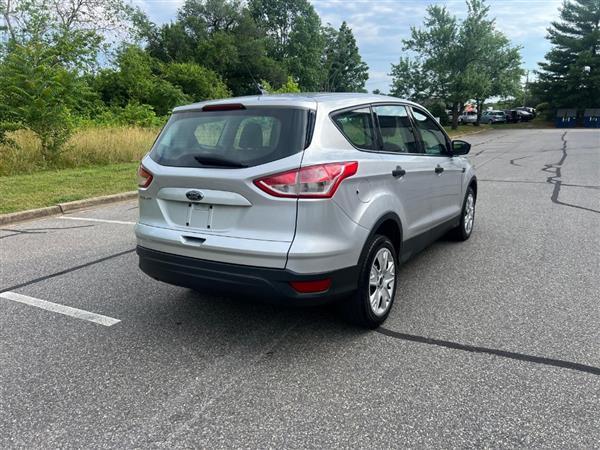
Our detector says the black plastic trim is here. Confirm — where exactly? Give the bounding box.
[137,246,359,305]
[304,109,317,149]
[400,216,460,263]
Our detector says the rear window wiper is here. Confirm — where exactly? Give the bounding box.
[193,155,248,168]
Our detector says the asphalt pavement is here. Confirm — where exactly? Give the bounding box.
[1,128,599,448]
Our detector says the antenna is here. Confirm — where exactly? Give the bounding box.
[243,61,268,95]
[257,83,268,95]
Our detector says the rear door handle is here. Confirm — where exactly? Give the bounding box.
[392,166,406,178]
[434,165,444,174]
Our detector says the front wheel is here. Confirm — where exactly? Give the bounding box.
[344,235,398,328]
[449,187,476,241]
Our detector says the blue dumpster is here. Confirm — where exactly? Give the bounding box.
[584,109,600,128]
[555,109,577,128]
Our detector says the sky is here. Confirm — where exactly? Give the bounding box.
[135,0,563,93]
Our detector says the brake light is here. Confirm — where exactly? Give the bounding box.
[137,165,153,188]
[290,279,332,293]
[202,103,245,111]
[254,162,358,198]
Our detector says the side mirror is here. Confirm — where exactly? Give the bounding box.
[451,140,471,155]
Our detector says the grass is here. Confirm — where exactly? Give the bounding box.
[0,162,139,214]
[0,127,159,176]
[445,124,492,138]
[496,117,555,129]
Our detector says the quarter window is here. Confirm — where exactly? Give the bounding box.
[412,109,449,155]
[333,107,377,150]
[373,105,419,153]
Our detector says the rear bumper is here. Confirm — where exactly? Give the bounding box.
[137,246,359,305]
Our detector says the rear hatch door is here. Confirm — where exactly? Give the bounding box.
[138,104,310,267]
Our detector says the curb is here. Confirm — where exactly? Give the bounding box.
[57,191,138,213]
[0,191,137,225]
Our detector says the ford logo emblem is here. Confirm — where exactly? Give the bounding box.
[186,190,204,201]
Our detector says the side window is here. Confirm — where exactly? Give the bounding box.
[332,107,377,150]
[412,109,449,155]
[372,105,419,153]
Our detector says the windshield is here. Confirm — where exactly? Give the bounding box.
[150,107,309,168]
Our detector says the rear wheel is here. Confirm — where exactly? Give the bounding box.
[344,235,398,328]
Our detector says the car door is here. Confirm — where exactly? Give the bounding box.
[410,107,463,226]
[370,104,435,239]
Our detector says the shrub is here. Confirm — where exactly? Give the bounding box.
[260,76,301,94]
[0,43,83,164]
[162,63,231,102]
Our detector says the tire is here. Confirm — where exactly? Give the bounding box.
[449,186,476,241]
[344,235,398,328]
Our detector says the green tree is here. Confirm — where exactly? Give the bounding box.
[260,76,301,93]
[249,0,325,90]
[92,46,188,116]
[535,0,600,111]
[145,0,287,95]
[145,22,197,63]
[389,57,435,101]
[0,43,86,163]
[1,0,139,70]
[401,5,469,128]
[461,0,523,123]
[322,22,369,92]
[392,0,523,128]
[162,62,231,101]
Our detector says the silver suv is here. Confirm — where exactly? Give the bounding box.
[135,93,477,328]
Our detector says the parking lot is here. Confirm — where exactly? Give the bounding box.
[1,128,599,448]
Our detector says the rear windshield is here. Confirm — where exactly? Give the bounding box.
[150,107,309,168]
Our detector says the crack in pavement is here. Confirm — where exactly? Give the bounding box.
[509,155,530,167]
[480,179,600,189]
[542,131,600,214]
[0,249,136,294]
[0,224,95,240]
[377,328,600,376]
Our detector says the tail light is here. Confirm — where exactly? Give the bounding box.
[137,165,153,188]
[254,162,358,198]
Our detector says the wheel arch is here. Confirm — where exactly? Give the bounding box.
[361,212,403,261]
[468,176,478,201]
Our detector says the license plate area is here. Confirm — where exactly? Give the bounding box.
[187,203,214,229]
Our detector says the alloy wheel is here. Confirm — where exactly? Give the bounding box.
[464,193,475,235]
[368,248,396,316]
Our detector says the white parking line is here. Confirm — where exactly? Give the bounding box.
[0,292,121,327]
[59,216,135,225]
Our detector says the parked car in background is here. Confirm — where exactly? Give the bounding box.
[458,111,478,125]
[516,109,534,122]
[135,93,477,328]
[504,110,519,123]
[517,107,536,117]
[481,110,507,124]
